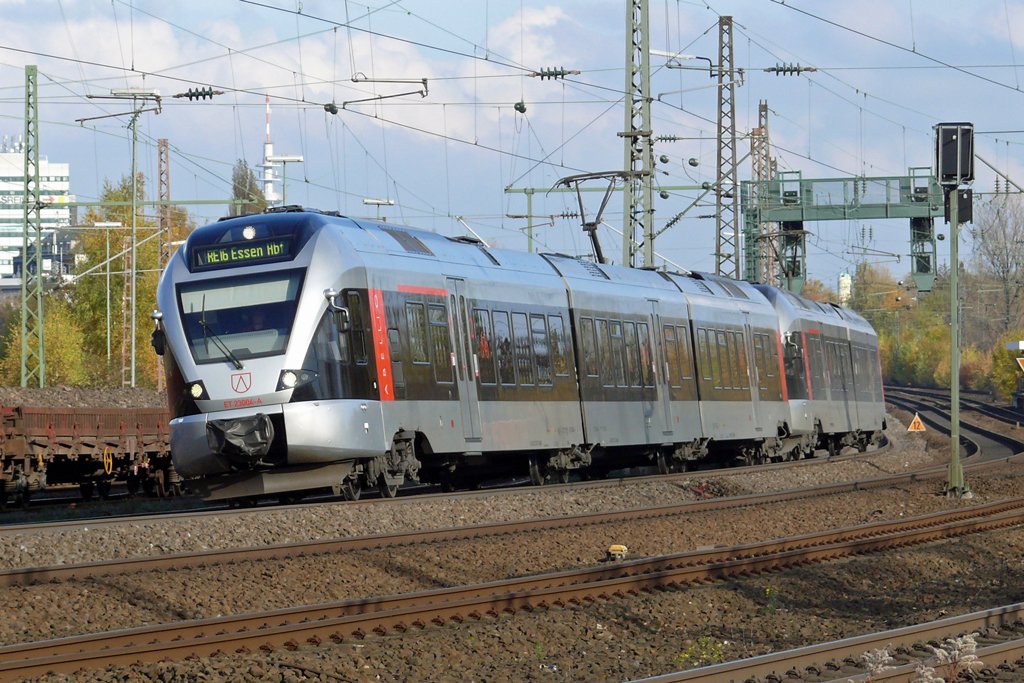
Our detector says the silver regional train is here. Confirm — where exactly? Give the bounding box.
[152,206,886,501]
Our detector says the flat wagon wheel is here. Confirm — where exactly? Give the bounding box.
[655,451,671,475]
[377,474,398,499]
[154,468,167,498]
[341,478,361,501]
[527,456,544,486]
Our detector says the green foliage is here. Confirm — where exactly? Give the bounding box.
[230,159,267,217]
[0,295,89,385]
[989,330,1024,401]
[674,635,727,670]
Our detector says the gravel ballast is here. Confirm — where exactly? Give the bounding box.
[5,415,1024,681]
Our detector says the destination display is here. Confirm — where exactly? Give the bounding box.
[193,237,293,270]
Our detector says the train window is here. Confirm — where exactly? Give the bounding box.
[428,304,453,384]
[512,312,534,385]
[663,325,680,388]
[493,311,515,386]
[637,322,653,387]
[406,302,429,364]
[807,335,826,397]
[733,331,748,389]
[623,322,640,387]
[677,326,693,380]
[580,317,598,377]
[388,328,405,390]
[549,315,570,377]
[715,330,731,389]
[472,308,496,385]
[531,314,552,386]
[346,292,368,365]
[609,320,626,387]
[696,328,713,382]
[597,319,612,387]
[753,335,767,387]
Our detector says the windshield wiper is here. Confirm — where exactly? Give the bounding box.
[198,318,244,370]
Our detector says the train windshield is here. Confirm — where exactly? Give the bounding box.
[177,270,304,364]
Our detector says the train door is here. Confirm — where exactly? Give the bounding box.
[651,301,674,437]
[445,277,482,441]
[743,312,763,433]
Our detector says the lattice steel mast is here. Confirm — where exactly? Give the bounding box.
[20,65,44,387]
[715,16,739,279]
[621,0,654,267]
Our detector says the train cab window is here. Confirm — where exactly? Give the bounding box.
[472,309,496,385]
[493,311,515,386]
[512,312,534,385]
[783,332,808,400]
[549,315,570,377]
[346,292,368,365]
[597,319,612,387]
[531,314,552,386]
[406,302,429,364]
[609,320,626,387]
[428,304,453,384]
[624,321,640,387]
[177,270,302,364]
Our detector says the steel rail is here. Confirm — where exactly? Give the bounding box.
[630,602,1024,682]
[2,498,1024,678]
[5,445,1018,588]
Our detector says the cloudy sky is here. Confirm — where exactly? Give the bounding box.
[0,0,1021,288]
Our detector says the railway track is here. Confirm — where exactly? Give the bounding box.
[885,389,1024,462]
[0,438,892,533]
[633,603,1024,682]
[3,497,1024,679]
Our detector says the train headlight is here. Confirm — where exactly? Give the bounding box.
[187,380,209,400]
[277,369,316,391]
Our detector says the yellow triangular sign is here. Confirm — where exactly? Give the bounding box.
[1017,357,1024,373]
[907,413,926,433]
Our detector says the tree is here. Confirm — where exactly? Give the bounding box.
[230,159,266,217]
[800,277,835,302]
[0,296,88,385]
[967,194,1024,341]
[68,174,194,387]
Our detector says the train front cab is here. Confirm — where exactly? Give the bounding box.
[755,286,884,457]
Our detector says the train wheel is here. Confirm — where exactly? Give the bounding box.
[154,469,167,498]
[656,452,671,475]
[18,490,30,510]
[342,479,362,501]
[527,456,544,486]
[378,475,399,499]
[555,469,570,484]
[0,488,6,511]
[827,437,839,458]
[97,480,112,499]
[126,474,140,496]
[79,482,94,501]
